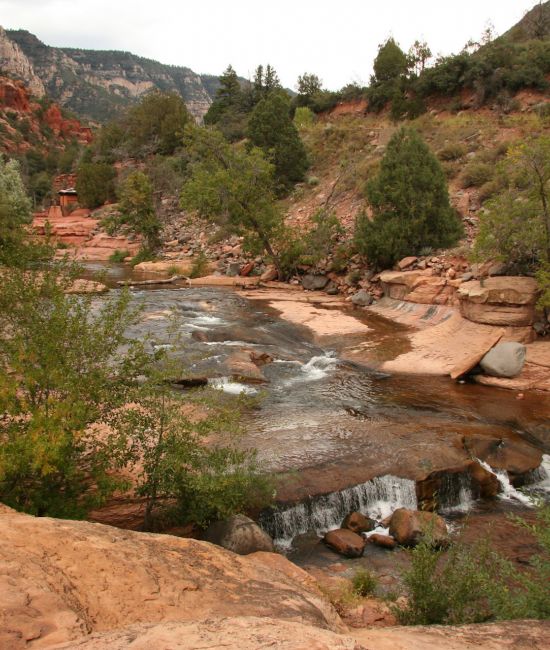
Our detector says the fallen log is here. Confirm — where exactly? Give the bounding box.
[117,275,191,287]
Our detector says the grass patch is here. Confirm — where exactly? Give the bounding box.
[109,249,130,263]
[352,568,378,597]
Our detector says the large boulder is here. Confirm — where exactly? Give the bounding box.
[458,277,539,327]
[368,534,397,550]
[389,509,449,547]
[351,290,374,307]
[480,342,526,378]
[301,274,329,291]
[0,507,344,649]
[323,528,366,558]
[203,514,274,555]
[224,350,268,383]
[342,512,376,534]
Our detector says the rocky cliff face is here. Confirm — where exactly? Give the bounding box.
[2,28,214,123]
[0,26,45,98]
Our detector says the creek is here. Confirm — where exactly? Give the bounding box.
[86,263,550,553]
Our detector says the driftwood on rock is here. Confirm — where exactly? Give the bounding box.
[117,275,191,287]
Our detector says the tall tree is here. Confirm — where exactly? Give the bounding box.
[372,38,409,83]
[355,128,462,268]
[247,91,308,193]
[408,40,432,76]
[296,72,323,96]
[180,128,285,277]
[204,65,248,141]
[117,171,161,251]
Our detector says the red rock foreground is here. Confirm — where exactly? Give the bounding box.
[0,505,548,649]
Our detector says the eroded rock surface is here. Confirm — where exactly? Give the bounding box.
[0,506,343,649]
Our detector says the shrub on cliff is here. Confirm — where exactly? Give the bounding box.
[355,128,463,268]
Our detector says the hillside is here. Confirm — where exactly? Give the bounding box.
[1,28,220,123]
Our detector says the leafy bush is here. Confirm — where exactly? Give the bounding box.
[190,251,210,278]
[395,505,550,625]
[460,160,494,188]
[76,162,116,209]
[109,249,130,263]
[117,171,161,251]
[438,143,467,161]
[130,248,156,267]
[294,106,315,128]
[352,569,378,597]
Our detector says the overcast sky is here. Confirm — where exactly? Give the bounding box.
[0,0,537,90]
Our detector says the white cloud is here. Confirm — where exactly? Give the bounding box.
[0,0,537,90]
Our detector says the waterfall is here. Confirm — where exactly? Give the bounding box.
[477,459,535,506]
[438,472,476,513]
[260,475,417,550]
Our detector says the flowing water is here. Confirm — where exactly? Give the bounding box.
[87,264,550,550]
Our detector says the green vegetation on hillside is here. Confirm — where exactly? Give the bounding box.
[355,128,462,268]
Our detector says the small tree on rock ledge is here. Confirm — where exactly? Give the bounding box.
[355,127,463,269]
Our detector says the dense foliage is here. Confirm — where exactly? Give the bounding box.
[474,135,550,307]
[76,161,116,208]
[180,128,285,276]
[117,171,161,251]
[248,90,309,193]
[396,506,550,624]
[355,128,462,268]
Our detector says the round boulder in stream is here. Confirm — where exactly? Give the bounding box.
[389,509,449,548]
[203,515,274,555]
[324,529,366,558]
[342,512,376,534]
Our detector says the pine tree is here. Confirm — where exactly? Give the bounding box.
[247,91,308,193]
[355,128,462,268]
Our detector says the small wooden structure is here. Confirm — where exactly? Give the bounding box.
[58,187,78,216]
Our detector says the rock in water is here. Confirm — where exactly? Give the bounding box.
[324,529,366,558]
[368,534,397,549]
[342,512,376,534]
[480,342,526,378]
[351,289,374,307]
[389,509,449,547]
[301,274,329,291]
[203,514,274,555]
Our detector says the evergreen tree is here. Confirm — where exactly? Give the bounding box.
[204,65,248,141]
[247,91,308,193]
[372,38,409,83]
[126,91,190,156]
[355,128,462,268]
[297,72,322,96]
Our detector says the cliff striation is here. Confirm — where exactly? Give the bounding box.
[2,28,215,122]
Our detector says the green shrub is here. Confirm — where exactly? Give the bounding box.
[395,539,512,626]
[355,128,462,268]
[294,106,315,128]
[461,160,494,188]
[352,569,378,597]
[109,249,130,263]
[130,248,155,267]
[190,251,210,278]
[76,162,116,209]
[437,143,467,161]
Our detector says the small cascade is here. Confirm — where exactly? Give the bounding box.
[283,353,338,385]
[477,460,535,506]
[438,472,476,513]
[260,475,417,550]
[523,454,550,498]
